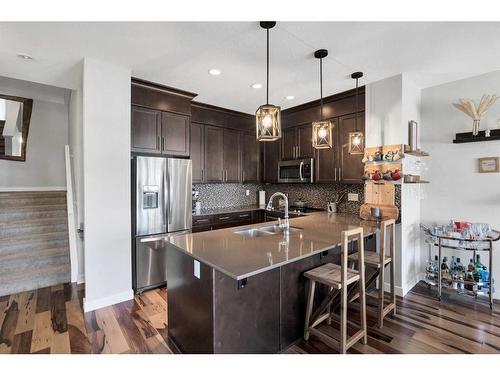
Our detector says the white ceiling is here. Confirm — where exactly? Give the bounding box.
[1,22,500,113]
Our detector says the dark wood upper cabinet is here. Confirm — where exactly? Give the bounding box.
[191,122,204,183]
[339,112,365,183]
[204,126,224,183]
[241,133,260,183]
[297,124,314,159]
[262,140,280,183]
[131,106,161,154]
[315,118,338,183]
[162,112,190,157]
[223,129,241,183]
[281,127,297,160]
[281,125,313,160]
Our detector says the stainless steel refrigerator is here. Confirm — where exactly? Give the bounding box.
[133,156,192,292]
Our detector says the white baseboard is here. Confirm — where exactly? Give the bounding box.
[0,186,67,192]
[83,289,133,312]
[384,274,425,297]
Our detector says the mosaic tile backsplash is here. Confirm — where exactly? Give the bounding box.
[193,182,401,216]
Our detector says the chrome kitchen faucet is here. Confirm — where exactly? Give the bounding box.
[266,192,290,229]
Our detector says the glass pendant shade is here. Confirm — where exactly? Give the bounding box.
[256,104,281,141]
[348,131,364,154]
[312,120,333,149]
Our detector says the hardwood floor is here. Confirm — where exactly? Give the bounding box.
[0,283,172,354]
[0,281,499,354]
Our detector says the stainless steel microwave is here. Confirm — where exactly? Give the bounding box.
[278,158,314,183]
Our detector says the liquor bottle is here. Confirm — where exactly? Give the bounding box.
[441,256,450,278]
[426,255,439,274]
[467,258,475,272]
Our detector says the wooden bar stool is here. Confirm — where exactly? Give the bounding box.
[303,227,367,354]
[349,219,396,328]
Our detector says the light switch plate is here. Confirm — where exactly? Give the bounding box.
[194,260,200,279]
[348,193,359,202]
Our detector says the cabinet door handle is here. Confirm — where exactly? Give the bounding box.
[242,170,245,182]
[201,169,204,182]
[219,216,231,220]
[196,218,209,223]
[157,135,160,150]
[334,167,337,181]
[239,214,250,218]
[338,167,341,181]
[222,170,224,181]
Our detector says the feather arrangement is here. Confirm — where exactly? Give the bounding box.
[453,95,499,135]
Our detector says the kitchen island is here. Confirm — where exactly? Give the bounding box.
[166,212,379,353]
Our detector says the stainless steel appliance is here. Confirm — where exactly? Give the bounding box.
[133,156,192,292]
[278,158,314,183]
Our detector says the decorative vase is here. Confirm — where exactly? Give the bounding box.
[472,119,480,136]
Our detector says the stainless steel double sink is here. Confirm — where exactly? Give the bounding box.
[234,225,302,238]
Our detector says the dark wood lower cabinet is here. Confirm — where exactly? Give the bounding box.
[192,210,264,233]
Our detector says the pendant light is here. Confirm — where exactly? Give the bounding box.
[312,49,333,149]
[256,21,281,141]
[348,71,364,154]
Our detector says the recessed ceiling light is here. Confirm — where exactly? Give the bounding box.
[17,53,33,60]
[251,83,262,89]
[208,68,221,76]
[285,95,295,100]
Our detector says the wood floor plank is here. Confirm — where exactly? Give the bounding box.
[14,291,37,334]
[30,311,52,353]
[112,301,151,354]
[11,330,33,354]
[66,299,91,354]
[94,306,130,354]
[51,332,71,354]
[35,287,51,313]
[51,290,67,334]
[0,295,20,353]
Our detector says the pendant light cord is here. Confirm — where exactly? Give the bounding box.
[320,57,323,121]
[266,28,270,105]
[354,77,359,132]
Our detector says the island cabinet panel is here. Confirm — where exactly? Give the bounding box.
[166,245,214,354]
[213,269,281,354]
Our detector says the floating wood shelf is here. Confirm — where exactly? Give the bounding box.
[453,129,500,143]
[404,145,429,156]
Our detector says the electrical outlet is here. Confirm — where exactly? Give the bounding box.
[245,189,250,196]
[348,193,359,202]
[194,260,200,279]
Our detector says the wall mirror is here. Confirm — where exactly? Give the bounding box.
[0,94,33,161]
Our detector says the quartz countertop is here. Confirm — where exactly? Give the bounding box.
[168,212,380,280]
